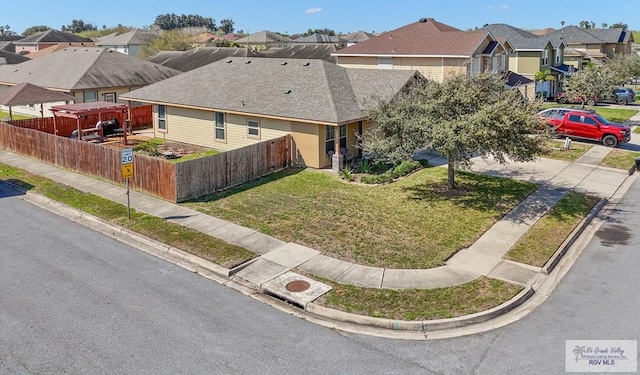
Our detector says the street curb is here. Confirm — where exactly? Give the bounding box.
[305,286,534,332]
[542,197,607,274]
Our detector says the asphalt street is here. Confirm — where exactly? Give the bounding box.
[1,174,639,374]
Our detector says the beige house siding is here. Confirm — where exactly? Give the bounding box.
[336,56,379,69]
[512,52,541,76]
[291,121,321,168]
[153,106,215,147]
[443,58,469,79]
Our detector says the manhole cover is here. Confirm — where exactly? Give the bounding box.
[285,280,311,293]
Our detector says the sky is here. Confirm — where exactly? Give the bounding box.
[2,0,639,36]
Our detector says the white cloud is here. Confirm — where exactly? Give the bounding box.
[305,7,322,14]
[486,4,509,10]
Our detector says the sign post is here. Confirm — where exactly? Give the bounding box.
[121,148,134,219]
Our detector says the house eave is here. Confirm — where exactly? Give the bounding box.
[332,53,470,58]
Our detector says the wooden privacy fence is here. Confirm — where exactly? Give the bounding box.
[174,135,292,202]
[0,122,177,201]
[8,105,153,137]
[0,121,292,203]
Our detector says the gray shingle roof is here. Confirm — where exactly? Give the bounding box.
[122,57,418,124]
[545,26,628,46]
[0,47,181,90]
[17,29,92,44]
[293,33,345,43]
[235,31,293,44]
[146,47,256,72]
[256,44,337,63]
[0,82,76,106]
[482,24,556,50]
[0,49,30,64]
[95,30,159,46]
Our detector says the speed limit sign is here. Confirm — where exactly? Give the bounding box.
[121,148,133,165]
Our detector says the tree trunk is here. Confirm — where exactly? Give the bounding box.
[447,159,456,190]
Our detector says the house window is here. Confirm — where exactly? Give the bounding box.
[325,126,335,155]
[378,57,393,70]
[542,49,549,66]
[247,119,260,138]
[157,104,166,131]
[104,93,116,103]
[83,90,98,102]
[215,111,225,141]
[555,51,561,65]
[339,124,347,150]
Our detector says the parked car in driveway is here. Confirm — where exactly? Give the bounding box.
[554,92,599,106]
[611,87,636,105]
[541,110,630,147]
[535,107,594,122]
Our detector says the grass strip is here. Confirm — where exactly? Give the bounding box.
[0,164,255,268]
[544,140,592,161]
[505,191,599,267]
[601,149,640,170]
[315,276,523,320]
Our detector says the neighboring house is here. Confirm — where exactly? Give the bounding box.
[95,29,159,57]
[191,32,216,47]
[482,24,565,98]
[234,31,293,49]
[121,57,419,169]
[340,31,374,47]
[292,33,347,49]
[257,44,338,63]
[546,26,635,63]
[13,29,92,55]
[332,18,508,82]
[147,47,257,72]
[0,35,22,53]
[25,42,95,59]
[0,47,181,112]
[0,82,76,119]
[0,49,30,65]
[147,44,338,72]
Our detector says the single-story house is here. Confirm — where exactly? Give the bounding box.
[234,31,293,49]
[0,47,181,116]
[13,29,93,55]
[121,57,420,168]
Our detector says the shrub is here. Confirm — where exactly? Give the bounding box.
[360,159,424,185]
[134,139,164,156]
[339,166,354,181]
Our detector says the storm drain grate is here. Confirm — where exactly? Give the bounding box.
[488,260,540,286]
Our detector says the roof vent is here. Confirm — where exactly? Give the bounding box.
[303,62,310,66]
[281,62,287,65]
[245,60,251,64]
[284,90,292,94]
[226,59,233,63]
[389,33,393,39]
[419,18,428,23]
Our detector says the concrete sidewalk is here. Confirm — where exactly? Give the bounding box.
[0,131,633,298]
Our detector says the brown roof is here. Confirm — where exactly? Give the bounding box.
[26,42,95,58]
[334,18,492,56]
[0,82,76,106]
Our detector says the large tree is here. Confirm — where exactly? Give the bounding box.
[564,64,618,107]
[62,19,97,33]
[22,25,50,36]
[360,73,550,190]
[219,19,234,34]
[153,13,215,31]
[140,30,192,58]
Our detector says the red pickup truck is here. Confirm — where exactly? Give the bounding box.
[544,110,631,147]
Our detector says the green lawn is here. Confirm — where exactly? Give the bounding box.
[316,276,523,320]
[0,164,255,268]
[184,167,537,269]
[0,111,33,121]
[505,192,599,267]
[601,149,640,170]
[544,140,592,162]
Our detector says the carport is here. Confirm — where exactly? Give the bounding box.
[50,101,130,144]
[0,82,76,121]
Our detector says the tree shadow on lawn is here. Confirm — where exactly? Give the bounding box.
[400,170,548,224]
[185,166,306,203]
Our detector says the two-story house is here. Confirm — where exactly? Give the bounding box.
[546,26,634,66]
[482,24,565,99]
[13,29,92,55]
[95,29,159,57]
[332,18,509,82]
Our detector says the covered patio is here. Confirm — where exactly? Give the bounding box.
[50,101,131,144]
[0,82,76,121]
